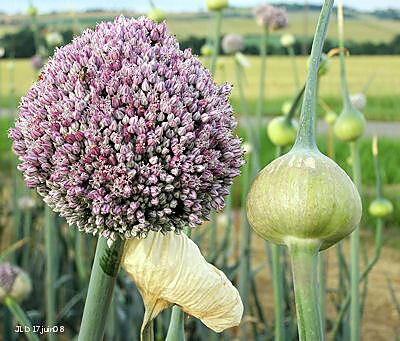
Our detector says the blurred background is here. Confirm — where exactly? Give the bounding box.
[0,1,399,340]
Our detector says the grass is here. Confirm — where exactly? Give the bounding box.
[1,56,400,121]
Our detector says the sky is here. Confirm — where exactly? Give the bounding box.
[0,0,400,14]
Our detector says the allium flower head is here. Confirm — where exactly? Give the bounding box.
[254,4,288,30]
[10,16,244,240]
[0,263,32,303]
[222,34,244,55]
[0,47,5,58]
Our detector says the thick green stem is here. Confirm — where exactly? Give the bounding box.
[166,306,185,341]
[78,236,125,341]
[255,27,269,145]
[44,206,57,341]
[165,227,192,341]
[293,0,334,151]
[5,296,39,341]
[210,10,222,76]
[288,46,300,90]
[337,0,352,110]
[318,252,326,334]
[287,238,324,341]
[349,140,362,341]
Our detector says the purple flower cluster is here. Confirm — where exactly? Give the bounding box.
[254,4,288,30]
[10,16,244,239]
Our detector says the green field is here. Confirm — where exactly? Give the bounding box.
[1,55,399,121]
[2,10,400,43]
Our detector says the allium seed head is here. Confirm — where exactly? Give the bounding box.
[10,16,244,240]
[0,263,32,303]
[221,34,244,55]
[254,4,288,30]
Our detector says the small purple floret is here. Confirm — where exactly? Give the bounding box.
[10,16,244,239]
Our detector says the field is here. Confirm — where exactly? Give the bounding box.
[1,55,400,121]
[2,10,400,43]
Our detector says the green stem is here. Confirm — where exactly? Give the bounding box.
[5,296,39,341]
[287,238,324,341]
[293,0,334,151]
[318,252,326,334]
[330,217,383,341]
[372,141,382,198]
[78,236,125,341]
[288,46,300,90]
[75,231,88,285]
[285,83,306,123]
[44,206,57,341]
[349,140,362,341]
[238,160,251,340]
[235,60,249,116]
[165,306,185,341]
[337,0,352,110]
[210,10,222,76]
[327,124,335,159]
[255,27,269,145]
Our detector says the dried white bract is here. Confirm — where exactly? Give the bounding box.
[122,231,243,333]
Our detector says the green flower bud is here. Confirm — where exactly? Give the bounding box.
[324,111,337,125]
[206,0,228,11]
[201,44,214,57]
[147,8,166,23]
[246,149,362,250]
[0,263,32,303]
[267,116,297,147]
[369,197,393,218]
[27,5,38,17]
[334,107,366,142]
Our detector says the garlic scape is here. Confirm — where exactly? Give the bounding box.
[369,136,393,218]
[122,231,243,338]
[247,1,361,340]
[333,2,365,143]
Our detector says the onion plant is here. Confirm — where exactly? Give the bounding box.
[281,34,300,90]
[247,1,363,340]
[333,2,366,340]
[207,0,228,75]
[9,15,244,341]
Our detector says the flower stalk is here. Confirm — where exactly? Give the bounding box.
[210,10,223,75]
[255,27,269,146]
[78,237,125,340]
[287,238,324,341]
[44,206,57,341]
